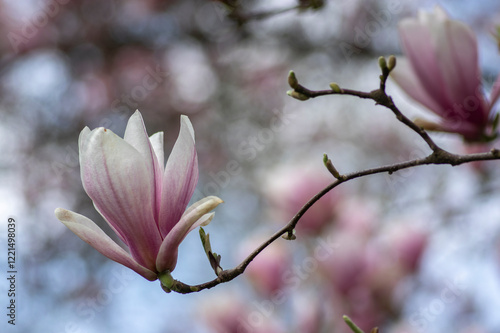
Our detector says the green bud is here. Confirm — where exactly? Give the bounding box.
[288,70,299,89]
[325,158,340,179]
[199,227,223,276]
[287,90,310,101]
[378,56,387,71]
[329,82,342,93]
[387,55,396,71]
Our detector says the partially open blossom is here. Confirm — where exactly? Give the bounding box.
[391,6,500,141]
[55,110,222,281]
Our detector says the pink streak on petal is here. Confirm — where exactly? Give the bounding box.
[398,19,450,115]
[438,19,488,127]
[78,128,128,245]
[80,127,162,271]
[156,196,223,273]
[124,110,163,224]
[55,208,157,281]
[158,115,199,237]
[390,57,444,114]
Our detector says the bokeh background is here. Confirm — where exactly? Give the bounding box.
[1,0,500,332]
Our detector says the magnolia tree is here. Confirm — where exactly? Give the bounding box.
[50,4,500,332]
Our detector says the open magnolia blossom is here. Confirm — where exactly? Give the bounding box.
[391,6,500,141]
[55,111,222,281]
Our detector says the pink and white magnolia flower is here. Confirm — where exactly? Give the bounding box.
[391,6,500,141]
[55,111,222,281]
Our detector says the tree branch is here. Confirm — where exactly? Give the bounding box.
[163,56,500,294]
[165,147,500,293]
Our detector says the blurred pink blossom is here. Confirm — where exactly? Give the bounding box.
[318,207,428,332]
[391,6,500,141]
[240,237,291,297]
[265,166,339,236]
[199,293,286,333]
[55,110,222,280]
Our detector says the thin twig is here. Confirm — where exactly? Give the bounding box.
[166,148,500,293]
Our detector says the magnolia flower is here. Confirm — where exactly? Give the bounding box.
[55,111,222,281]
[391,6,500,141]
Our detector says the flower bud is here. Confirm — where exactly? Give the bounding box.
[287,89,310,101]
[323,154,341,178]
[288,70,299,89]
[378,56,387,72]
[387,55,396,71]
[329,82,342,93]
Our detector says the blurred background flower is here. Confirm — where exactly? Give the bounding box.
[1,0,500,332]
[390,6,500,141]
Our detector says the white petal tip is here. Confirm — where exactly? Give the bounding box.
[55,208,70,220]
[207,196,224,205]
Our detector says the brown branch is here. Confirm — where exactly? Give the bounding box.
[165,147,500,293]
[163,56,500,294]
[221,1,325,25]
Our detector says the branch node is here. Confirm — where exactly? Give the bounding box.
[282,229,296,240]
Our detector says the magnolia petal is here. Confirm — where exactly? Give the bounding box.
[438,19,480,102]
[399,18,450,113]
[124,110,163,221]
[78,127,91,164]
[149,131,165,175]
[150,131,165,219]
[391,57,444,114]
[55,208,157,281]
[158,115,199,237]
[435,14,488,127]
[79,127,162,270]
[79,127,127,244]
[156,196,223,273]
[439,120,481,139]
